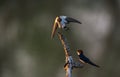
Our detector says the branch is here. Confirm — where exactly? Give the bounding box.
[57,32,83,77]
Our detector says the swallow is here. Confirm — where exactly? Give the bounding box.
[77,50,100,68]
[51,16,82,38]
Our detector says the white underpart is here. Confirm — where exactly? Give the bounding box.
[60,16,67,28]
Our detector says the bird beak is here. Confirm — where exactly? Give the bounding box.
[66,17,82,24]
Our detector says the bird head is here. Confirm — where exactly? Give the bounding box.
[77,49,83,55]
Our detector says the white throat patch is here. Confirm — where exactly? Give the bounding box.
[59,16,67,28]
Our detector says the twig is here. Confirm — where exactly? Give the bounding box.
[57,32,83,77]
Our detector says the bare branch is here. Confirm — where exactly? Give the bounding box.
[57,32,83,77]
[57,32,71,56]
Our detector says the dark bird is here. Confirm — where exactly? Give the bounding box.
[77,50,100,68]
[51,16,81,38]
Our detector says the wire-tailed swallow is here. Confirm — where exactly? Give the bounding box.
[77,50,100,68]
[51,16,81,39]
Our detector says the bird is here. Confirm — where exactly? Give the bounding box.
[51,16,82,39]
[76,49,100,68]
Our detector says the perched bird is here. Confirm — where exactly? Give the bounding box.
[77,50,100,68]
[51,16,81,39]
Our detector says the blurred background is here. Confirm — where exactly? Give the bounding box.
[0,0,120,77]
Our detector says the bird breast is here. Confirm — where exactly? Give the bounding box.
[60,20,67,28]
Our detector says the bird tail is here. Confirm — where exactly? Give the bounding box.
[89,61,100,68]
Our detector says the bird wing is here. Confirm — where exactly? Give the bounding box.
[51,20,58,39]
[79,54,90,63]
[66,17,82,24]
[87,60,100,68]
[81,54,100,68]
